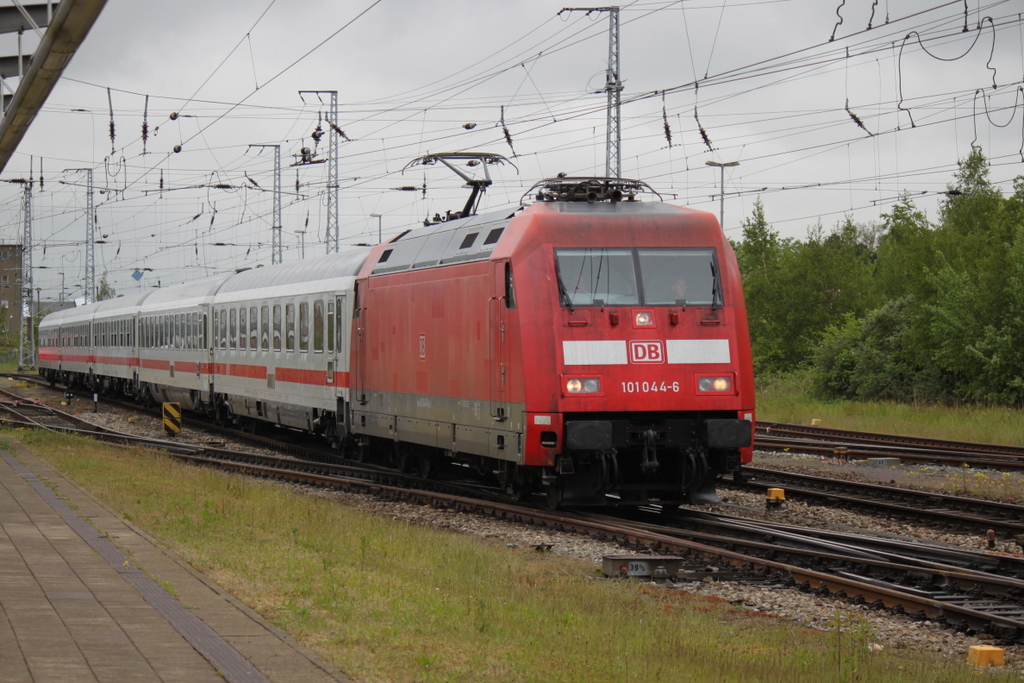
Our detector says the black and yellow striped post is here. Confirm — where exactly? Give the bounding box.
[162,402,182,437]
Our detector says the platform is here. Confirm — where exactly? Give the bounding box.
[0,441,347,683]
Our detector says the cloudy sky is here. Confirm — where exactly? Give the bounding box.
[0,0,1021,301]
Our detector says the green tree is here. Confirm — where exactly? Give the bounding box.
[96,272,116,301]
[733,200,797,372]
[874,194,933,304]
[772,217,877,369]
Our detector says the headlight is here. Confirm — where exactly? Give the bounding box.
[635,311,653,326]
[565,377,601,394]
[698,376,732,392]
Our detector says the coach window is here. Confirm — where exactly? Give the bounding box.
[229,309,237,350]
[165,315,171,348]
[313,300,324,353]
[238,308,247,350]
[220,308,228,349]
[298,303,309,352]
[327,300,335,353]
[285,304,295,352]
[274,305,282,350]
[249,306,258,350]
[260,305,270,350]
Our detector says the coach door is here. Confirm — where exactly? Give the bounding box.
[352,282,367,405]
[329,294,345,394]
[488,261,512,422]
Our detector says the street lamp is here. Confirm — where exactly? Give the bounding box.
[705,160,740,230]
[370,213,382,244]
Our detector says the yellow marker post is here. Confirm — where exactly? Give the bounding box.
[162,402,182,437]
[968,645,1004,668]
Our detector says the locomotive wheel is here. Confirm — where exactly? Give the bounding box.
[392,443,414,473]
[508,467,533,502]
[418,451,433,479]
[545,484,563,510]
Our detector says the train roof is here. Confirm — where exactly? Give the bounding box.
[140,273,234,312]
[38,304,90,327]
[523,198,707,219]
[213,248,370,300]
[371,207,518,275]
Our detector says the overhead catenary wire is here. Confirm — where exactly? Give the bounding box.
[5,0,1022,296]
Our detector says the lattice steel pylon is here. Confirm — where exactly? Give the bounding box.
[250,144,283,264]
[67,167,95,302]
[559,6,621,178]
[326,91,338,254]
[299,90,339,254]
[84,168,94,302]
[604,6,621,179]
[17,180,33,369]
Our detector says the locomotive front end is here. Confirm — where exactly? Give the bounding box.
[511,181,755,506]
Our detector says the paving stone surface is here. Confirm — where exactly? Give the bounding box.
[0,443,348,683]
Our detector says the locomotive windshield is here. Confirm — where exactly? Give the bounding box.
[555,247,720,307]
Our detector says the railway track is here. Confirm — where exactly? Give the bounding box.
[593,507,1024,640]
[756,421,1024,469]
[759,421,1024,459]
[733,466,1024,538]
[7,392,1024,643]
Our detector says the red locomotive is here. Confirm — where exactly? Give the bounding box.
[353,171,754,506]
[38,157,754,507]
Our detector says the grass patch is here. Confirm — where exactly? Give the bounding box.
[757,372,1024,447]
[15,430,1011,682]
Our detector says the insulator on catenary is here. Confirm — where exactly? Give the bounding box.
[329,122,350,140]
[845,99,873,136]
[662,94,672,147]
[142,94,150,155]
[107,87,116,154]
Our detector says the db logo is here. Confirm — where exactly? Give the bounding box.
[629,340,665,364]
